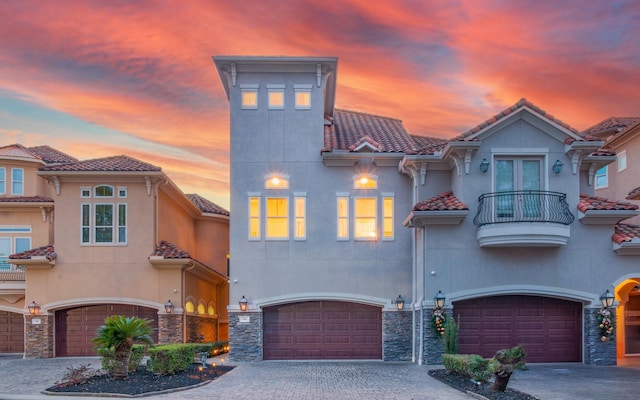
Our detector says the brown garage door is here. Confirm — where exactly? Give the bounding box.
[55,304,158,357]
[454,295,581,362]
[0,311,24,353]
[263,301,382,360]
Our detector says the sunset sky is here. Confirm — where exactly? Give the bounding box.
[1,0,639,209]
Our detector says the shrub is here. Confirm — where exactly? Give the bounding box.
[99,344,147,374]
[148,343,210,375]
[443,317,458,354]
[55,364,99,387]
[467,354,493,383]
[442,354,470,374]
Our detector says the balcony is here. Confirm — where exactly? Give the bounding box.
[473,191,575,247]
[0,262,26,303]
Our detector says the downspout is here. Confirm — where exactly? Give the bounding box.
[411,167,420,364]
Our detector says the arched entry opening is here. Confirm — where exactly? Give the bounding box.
[615,278,640,365]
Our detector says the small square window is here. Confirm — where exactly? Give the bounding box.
[240,84,259,109]
[118,187,127,198]
[267,84,285,110]
[81,188,91,198]
[294,84,312,110]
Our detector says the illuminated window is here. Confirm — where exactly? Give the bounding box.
[354,174,377,189]
[294,194,306,240]
[265,174,289,189]
[248,195,261,240]
[382,195,394,240]
[268,84,285,109]
[185,301,195,313]
[208,303,215,316]
[266,197,288,239]
[197,301,206,315]
[618,150,627,172]
[240,84,258,109]
[355,198,377,239]
[337,194,349,240]
[294,84,311,109]
[595,166,608,189]
[11,168,23,195]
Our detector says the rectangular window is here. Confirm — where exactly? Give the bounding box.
[240,84,259,109]
[618,150,627,172]
[95,204,114,243]
[0,167,5,194]
[294,84,312,109]
[266,197,288,239]
[81,188,91,198]
[118,187,128,198]
[294,195,306,240]
[118,204,127,243]
[268,84,285,109]
[0,237,11,271]
[382,195,394,240]
[11,168,23,195]
[355,197,377,240]
[15,237,30,253]
[595,166,608,189]
[337,195,349,240]
[248,196,261,240]
[81,204,91,243]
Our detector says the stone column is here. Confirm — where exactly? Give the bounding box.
[158,313,183,344]
[228,311,262,362]
[382,310,412,361]
[584,307,616,365]
[423,307,449,364]
[24,314,53,358]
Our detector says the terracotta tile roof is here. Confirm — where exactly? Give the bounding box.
[323,109,444,153]
[627,186,640,200]
[612,223,640,244]
[578,194,639,213]
[0,143,41,160]
[27,145,78,164]
[582,117,640,136]
[39,155,161,172]
[408,135,448,155]
[590,148,616,156]
[186,194,229,216]
[0,196,54,203]
[412,191,469,211]
[455,98,580,140]
[150,240,191,259]
[9,245,56,261]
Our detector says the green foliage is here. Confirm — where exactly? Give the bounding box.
[148,343,207,375]
[494,345,527,373]
[92,315,154,351]
[467,354,493,383]
[54,364,99,387]
[208,340,229,356]
[442,354,470,374]
[99,344,147,374]
[443,317,458,354]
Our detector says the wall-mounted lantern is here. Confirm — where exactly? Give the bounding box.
[164,300,174,314]
[28,301,40,315]
[434,290,446,309]
[395,295,405,310]
[239,295,248,312]
[600,289,615,309]
[552,160,563,174]
[480,159,490,173]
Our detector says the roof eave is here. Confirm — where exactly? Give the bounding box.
[578,210,640,225]
[403,210,469,228]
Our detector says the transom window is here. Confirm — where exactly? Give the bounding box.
[265,174,289,189]
[354,174,377,189]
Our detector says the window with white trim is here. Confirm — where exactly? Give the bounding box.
[0,232,30,271]
[0,167,5,194]
[382,195,394,240]
[618,151,627,172]
[294,194,306,240]
[294,84,312,109]
[118,187,128,198]
[337,194,349,240]
[11,168,23,195]
[81,187,91,198]
[266,197,288,239]
[268,84,285,109]
[240,84,259,109]
[248,195,261,240]
[355,197,377,240]
[81,185,127,245]
[595,166,608,189]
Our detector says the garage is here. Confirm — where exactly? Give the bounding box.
[55,304,158,357]
[0,311,24,353]
[453,295,582,362]
[263,301,382,360]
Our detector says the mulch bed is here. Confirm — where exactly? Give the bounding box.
[429,369,540,400]
[45,363,234,397]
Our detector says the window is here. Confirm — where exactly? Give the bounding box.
[266,197,288,239]
[268,84,285,109]
[265,174,289,189]
[294,84,312,109]
[618,151,627,172]
[248,196,261,240]
[118,187,128,198]
[337,194,349,240]
[495,157,542,218]
[355,197,377,239]
[595,166,608,189]
[0,167,5,194]
[0,234,30,271]
[11,168,23,195]
[354,174,377,189]
[240,84,259,109]
[81,188,91,198]
[294,194,306,240]
[81,186,127,245]
[0,237,10,271]
[382,195,394,240]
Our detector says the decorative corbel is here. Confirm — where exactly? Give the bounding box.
[420,163,427,186]
[317,64,322,87]
[41,207,47,222]
[588,163,596,186]
[571,150,581,175]
[464,150,473,175]
[145,177,151,196]
[452,155,463,177]
[231,63,236,86]
[52,176,60,195]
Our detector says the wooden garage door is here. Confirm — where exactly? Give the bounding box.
[454,296,581,362]
[0,311,24,353]
[55,304,158,357]
[263,301,382,360]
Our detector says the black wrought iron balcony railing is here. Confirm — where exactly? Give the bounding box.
[473,190,575,227]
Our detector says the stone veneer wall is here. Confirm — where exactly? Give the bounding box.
[382,310,412,361]
[24,314,53,358]
[158,314,184,344]
[186,315,219,342]
[423,307,448,364]
[584,307,616,365]
[228,311,262,362]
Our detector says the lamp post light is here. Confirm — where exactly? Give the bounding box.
[239,296,248,312]
[27,301,40,315]
[600,290,615,309]
[395,295,405,310]
[164,300,174,314]
[435,290,446,309]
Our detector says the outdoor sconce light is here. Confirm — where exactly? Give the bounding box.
[480,158,489,173]
[553,160,563,174]
[434,290,446,309]
[164,300,174,314]
[600,289,615,308]
[239,295,248,312]
[28,301,40,315]
[395,295,405,310]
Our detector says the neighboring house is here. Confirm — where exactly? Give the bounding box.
[214,56,640,365]
[0,144,229,358]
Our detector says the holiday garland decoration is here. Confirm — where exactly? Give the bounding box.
[431,308,446,337]
[597,307,615,342]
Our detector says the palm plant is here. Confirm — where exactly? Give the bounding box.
[92,315,154,379]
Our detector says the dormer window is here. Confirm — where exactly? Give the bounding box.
[240,84,259,109]
[354,174,377,189]
[265,174,289,189]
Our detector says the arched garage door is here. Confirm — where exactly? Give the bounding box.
[0,311,24,353]
[55,304,158,357]
[263,301,382,360]
[453,295,581,362]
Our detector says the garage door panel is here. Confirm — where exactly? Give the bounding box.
[264,301,381,360]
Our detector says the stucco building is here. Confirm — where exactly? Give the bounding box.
[214,56,640,365]
[0,144,229,358]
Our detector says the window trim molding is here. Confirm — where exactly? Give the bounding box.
[11,167,24,196]
[294,84,312,110]
[595,165,608,189]
[265,196,289,241]
[354,196,378,241]
[381,192,395,241]
[293,192,307,241]
[240,83,259,110]
[618,150,627,172]
[267,84,285,110]
[337,192,350,241]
